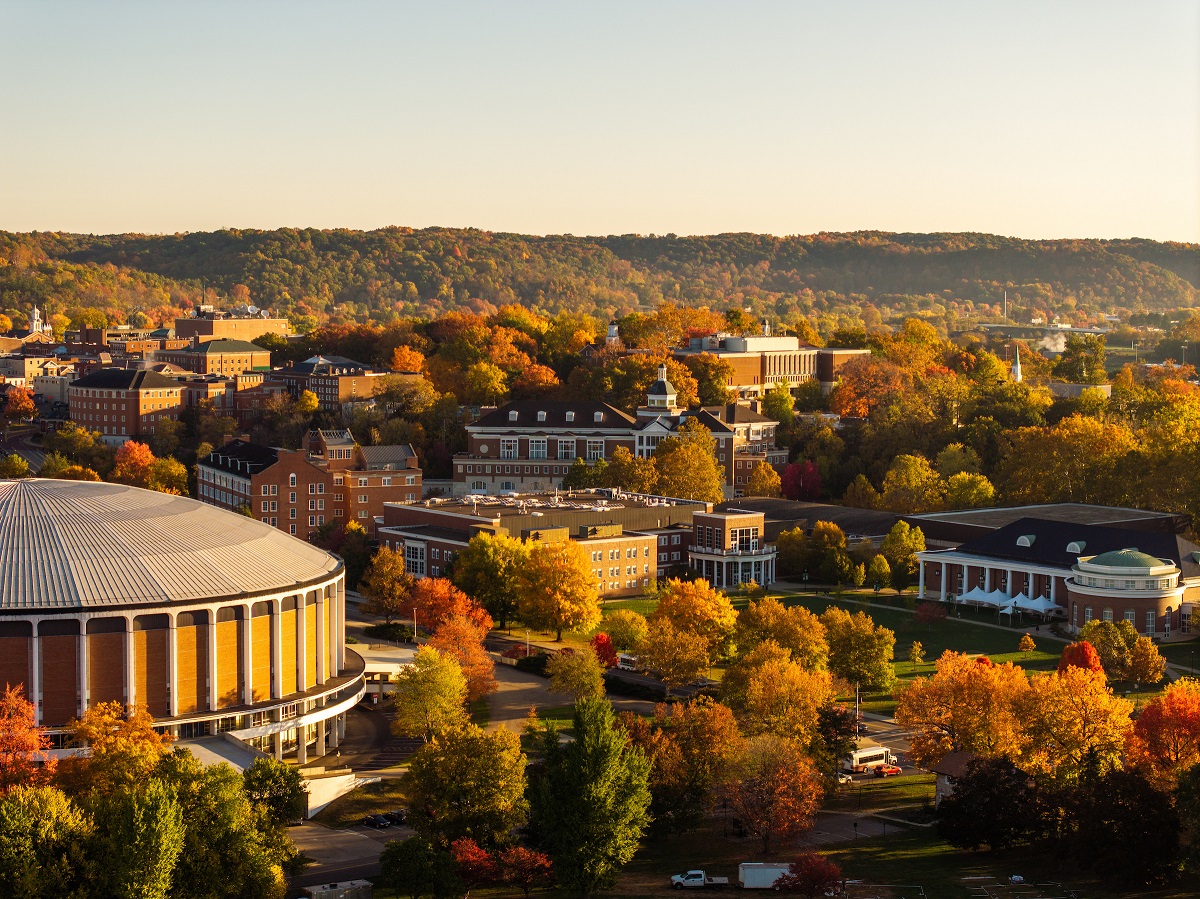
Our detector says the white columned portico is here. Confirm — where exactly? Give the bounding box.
[939,564,948,601]
[918,562,926,598]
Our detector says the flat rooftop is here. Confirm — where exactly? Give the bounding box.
[429,489,707,517]
[906,503,1188,547]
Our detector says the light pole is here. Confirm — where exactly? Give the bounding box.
[526,629,530,658]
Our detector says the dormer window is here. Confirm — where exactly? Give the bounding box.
[1067,541,1086,554]
[508,410,518,422]
[565,411,575,422]
[1016,535,1036,547]
[594,412,603,422]
[537,411,547,422]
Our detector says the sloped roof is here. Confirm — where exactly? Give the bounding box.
[201,439,279,476]
[932,751,978,778]
[1088,548,1166,569]
[71,368,180,390]
[361,444,417,470]
[190,338,268,354]
[473,400,636,429]
[0,479,340,612]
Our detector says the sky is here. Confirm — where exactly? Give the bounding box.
[2,1,1198,241]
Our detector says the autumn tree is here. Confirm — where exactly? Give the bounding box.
[408,578,493,634]
[734,597,828,671]
[404,724,528,848]
[944,472,996,509]
[391,344,426,373]
[935,757,1040,851]
[430,615,498,702]
[1058,640,1105,676]
[546,648,605,701]
[1021,665,1133,780]
[529,698,651,898]
[652,578,737,662]
[636,618,711,694]
[451,531,529,630]
[1079,619,1140,680]
[0,686,55,794]
[897,651,1031,769]
[602,609,648,651]
[829,355,910,419]
[518,540,601,641]
[653,419,725,504]
[726,736,822,853]
[359,546,416,626]
[907,640,925,670]
[775,853,843,898]
[780,459,822,501]
[879,454,945,513]
[1127,636,1166,686]
[1018,633,1036,657]
[739,658,833,744]
[511,364,562,400]
[61,701,172,793]
[820,607,895,691]
[2,387,34,435]
[497,846,555,897]
[745,461,782,498]
[866,554,891,591]
[0,454,29,478]
[391,647,469,742]
[451,838,499,893]
[605,446,659,494]
[1125,678,1200,790]
[682,353,737,405]
[0,785,91,898]
[108,441,187,494]
[621,697,745,833]
[880,520,926,593]
[590,632,618,668]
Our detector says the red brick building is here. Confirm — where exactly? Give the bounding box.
[68,368,184,443]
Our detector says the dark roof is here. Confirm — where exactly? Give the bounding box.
[699,404,774,425]
[907,503,1186,546]
[71,368,180,391]
[472,400,636,429]
[932,751,978,778]
[200,439,279,476]
[384,524,471,544]
[190,339,268,354]
[280,355,372,376]
[943,517,1200,579]
[361,444,417,470]
[715,497,899,541]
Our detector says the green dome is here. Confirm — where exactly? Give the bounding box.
[1088,549,1163,569]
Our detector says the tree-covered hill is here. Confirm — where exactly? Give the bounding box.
[0,228,1195,333]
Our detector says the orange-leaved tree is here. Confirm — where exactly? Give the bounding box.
[1126,678,1200,790]
[725,736,822,854]
[59,700,172,794]
[1058,640,1105,676]
[652,578,737,663]
[0,684,56,793]
[1021,665,1132,779]
[406,577,493,634]
[516,540,600,641]
[896,650,1031,769]
[429,614,498,702]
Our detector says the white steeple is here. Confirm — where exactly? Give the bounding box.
[1012,342,1022,383]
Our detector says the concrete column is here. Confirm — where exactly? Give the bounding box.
[296,725,308,765]
[242,604,254,705]
[315,595,327,684]
[962,564,968,594]
[315,704,327,757]
[78,616,89,717]
[1028,572,1035,598]
[939,564,948,601]
[336,584,345,671]
[985,567,993,591]
[30,633,41,725]
[329,713,341,749]
[272,728,283,761]
[1006,569,1015,598]
[918,561,926,598]
[271,599,283,700]
[1051,576,1058,605]
[167,618,178,717]
[125,615,136,708]
[207,609,218,712]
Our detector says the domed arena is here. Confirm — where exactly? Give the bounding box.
[0,479,361,760]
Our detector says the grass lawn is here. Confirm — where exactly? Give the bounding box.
[1159,638,1200,673]
[824,773,934,812]
[311,778,409,829]
[470,696,491,727]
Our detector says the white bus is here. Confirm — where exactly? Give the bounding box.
[844,745,895,773]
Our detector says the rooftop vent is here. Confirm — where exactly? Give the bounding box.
[537,411,546,422]
[508,410,518,421]
[565,411,575,422]
[1016,535,1036,547]
[594,411,603,422]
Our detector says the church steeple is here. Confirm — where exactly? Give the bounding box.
[1012,342,1022,383]
[646,363,677,408]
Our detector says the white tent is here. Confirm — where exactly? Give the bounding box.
[959,586,988,604]
[998,604,1016,616]
[986,589,1011,607]
[1010,592,1031,609]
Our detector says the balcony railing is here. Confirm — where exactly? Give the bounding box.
[689,543,775,556]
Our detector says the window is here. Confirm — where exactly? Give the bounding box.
[270,485,278,495]
[270,501,277,512]
[334,476,343,486]
[565,411,575,422]
[289,524,296,535]
[289,508,297,519]
[1125,609,1136,623]
[1103,608,1113,622]
[358,477,368,487]
[289,474,297,487]
[406,475,416,485]
[382,477,391,486]
[508,410,518,421]
[558,438,576,460]
[289,492,296,503]
[309,483,316,494]
[359,494,368,503]
[593,411,603,422]
[586,439,605,461]
[537,410,547,422]
[261,485,268,496]
[261,501,268,512]
[358,510,367,519]
[501,438,518,459]
[1146,610,1156,635]
[308,515,315,526]
[529,438,547,460]
[309,500,316,511]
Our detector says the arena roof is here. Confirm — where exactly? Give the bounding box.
[0,479,341,612]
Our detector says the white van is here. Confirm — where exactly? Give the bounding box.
[617,653,640,671]
[844,745,895,773]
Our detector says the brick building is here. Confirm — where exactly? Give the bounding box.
[196,429,421,538]
[157,338,272,376]
[688,508,778,587]
[174,311,291,344]
[68,368,184,442]
[275,356,388,411]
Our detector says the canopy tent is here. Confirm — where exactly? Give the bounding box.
[987,589,1011,607]
[959,586,988,604]
[998,604,1016,616]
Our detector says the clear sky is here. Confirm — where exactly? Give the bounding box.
[2,1,1198,241]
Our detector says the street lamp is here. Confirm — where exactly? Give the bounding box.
[803,570,809,592]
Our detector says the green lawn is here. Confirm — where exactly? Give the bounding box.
[1159,638,1200,673]
[824,773,934,812]
[311,778,409,829]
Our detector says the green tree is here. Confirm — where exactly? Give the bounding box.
[879,454,945,513]
[908,640,925,671]
[820,607,896,691]
[761,381,797,425]
[1052,334,1107,385]
[936,757,1039,851]
[89,778,185,899]
[934,442,982,477]
[404,724,528,849]
[530,698,651,898]
[0,785,91,899]
[944,472,996,510]
[546,649,605,701]
[451,531,530,630]
[605,446,659,494]
[867,554,891,591]
[775,527,809,577]
[601,609,648,652]
[0,454,30,479]
[1079,619,1140,680]
[653,419,725,504]
[392,647,469,742]
[380,838,463,899]
[881,520,925,594]
[360,546,416,626]
[242,757,308,829]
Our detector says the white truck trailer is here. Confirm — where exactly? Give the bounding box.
[738,862,791,889]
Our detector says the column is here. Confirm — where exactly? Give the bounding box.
[1050,576,1057,605]
[297,724,308,765]
[329,713,341,749]
[242,604,254,705]
[30,632,41,725]
[125,615,136,708]
[78,616,89,717]
[296,596,307,691]
[961,564,968,595]
[985,567,993,591]
[336,584,345,672]
[918,561,926,598]
[271,599,283,700]
[1006,569,1015,598]
[1028,572,1035,598]
[167,616,179,717]
[207,609,218,713]
[315,702,327,756]
[939,564,947,601]
[315,595,327,684]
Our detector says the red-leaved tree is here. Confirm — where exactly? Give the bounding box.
[590,632,618,668]
[0,684,56,794]
[1058,640,1105,676]
[452,838,498,896]
[781,460,822,501]
[406,577,494,633]
[775,852,843,897]
[498,846,555,896]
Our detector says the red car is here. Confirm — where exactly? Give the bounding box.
[873,764,902,777]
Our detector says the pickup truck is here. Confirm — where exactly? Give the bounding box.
[671,870,729,889]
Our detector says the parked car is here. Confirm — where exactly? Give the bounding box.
[837,772,853,785]
[873,763,902,777]
[361,814,391,828]
[383,809,407,825]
